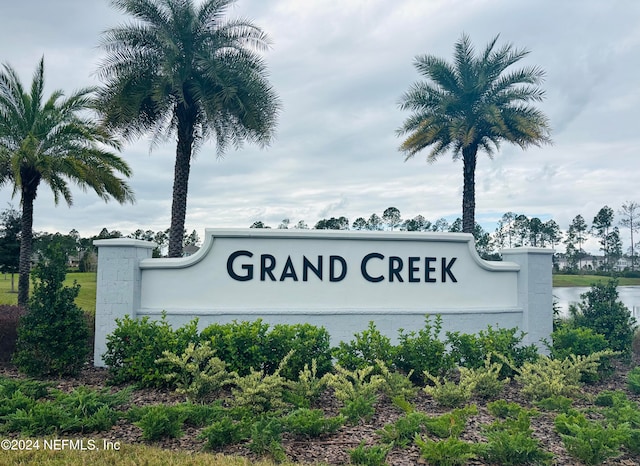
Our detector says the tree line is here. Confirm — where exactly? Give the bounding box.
[249,201,640,272]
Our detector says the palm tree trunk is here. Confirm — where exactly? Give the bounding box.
[18,186,36,306]
[462,146,478,234]
[168,105,196,258]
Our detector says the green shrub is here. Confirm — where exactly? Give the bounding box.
[375,359,418,402]
[487,400,523,419]
[284,359,326,408]
[447,325,538,377]
[283,408,344,438]
[549,326,613,381]
[414,435,477,466]
[481,410,552,465]
[480,428,552,465]
[594,390,629,408]
[201,319,270,376]
[395,315,454,382]
[199,414,249,450]
[323,365,384,424]
[103,314,199,387]
[135,404,185,441]
[535,395,573,413]
[458,355,508,400]
[332,321,395,371]
[231,351,292,414]
[1,386,129,435]
[560,422,626,465]
[569,279,636,361]
[513,352,615,401]
[13,246,90,376]
[377,411,428,447]
[348,441,390,466]
[423,406,477,439]
[248,417,286,462]
[422,372,474,408]
[266,323,332,379]
[156,341,235,402]
[628,366,640,394]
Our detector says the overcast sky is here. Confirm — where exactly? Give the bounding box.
[0,0,638,254]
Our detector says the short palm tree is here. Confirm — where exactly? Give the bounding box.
[96,0,280,257]
[398,34,551,234]
[0,58,134,306]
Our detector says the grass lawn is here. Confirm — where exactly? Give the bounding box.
[0,443,297,466]
[552,274,640,287]
[0,272,96,313]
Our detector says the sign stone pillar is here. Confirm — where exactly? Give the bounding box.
[501,247,554,351]
[93,239,155,366]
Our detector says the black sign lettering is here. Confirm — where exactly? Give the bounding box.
[227,250,254,281]
[361,252,384,282]
[303,255,323,281]
[280,256,299,281]
[329,255,347,282]
[261,254,277,281]
[441,257,457,282]
[389,256,404,282]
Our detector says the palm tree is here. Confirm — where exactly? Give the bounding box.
[0,58,134,306]
[398,34,551,234]
[96,0,280,257]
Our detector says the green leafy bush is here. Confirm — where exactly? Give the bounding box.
[560,421,625,465]
[569,279,636,361]
[458,355,508,400]
[423,406,477,439]
[284,359,326,408]
[267,323,332,379]
[13,246,90,376]
[549,326,613,381]
[481,410,552,465]
[134,404,185,441]
[512,352,615,401]
[422,372,474,408]
[199,415,249,449]
[201,319,270,376]
[283,408,344,438]
[156,341,235,402]
[395,315,454,383]
[415,435,477,466]
[628,366,640,394]
[535,395,573,413]
[248,417,286,462]
[1,386,129,435]
[103,314,199,387]
[376,359,418,402]
[377,411,428,447]
[333,321,395,371]
[348,441,390,466]
[231,351,292,413]
[323,365,384,424]
[447,325,538,377]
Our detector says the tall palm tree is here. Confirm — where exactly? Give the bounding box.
[0,58,135,305]
[398,34,551,234]
[96,0,280,257]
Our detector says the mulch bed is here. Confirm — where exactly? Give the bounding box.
[2,361,640,465]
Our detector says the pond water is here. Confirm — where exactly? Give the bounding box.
[553,286,640,319]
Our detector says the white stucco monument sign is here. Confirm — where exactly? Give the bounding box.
[93,229,553,366]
